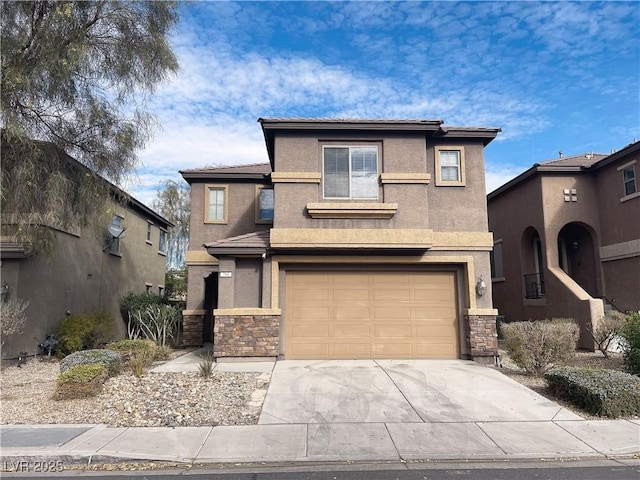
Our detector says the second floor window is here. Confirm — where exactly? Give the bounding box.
[146,222,152,243]
[205,185,228,223]
[108,214,124,254]
[623,165,636,196]
[435,146,466,186]
[159,229,167,253]
[323,146,378,199]
[258,188,274,222]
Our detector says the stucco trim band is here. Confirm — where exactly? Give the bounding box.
[306,202,398,219]
[185,250,219,266]
[464,308,499,316]
[182,309,206,315]
[600,239,640,262]
[270,228,434,249]
[380,173,431,184]
[271,172,322,183]
[213,308,282,316]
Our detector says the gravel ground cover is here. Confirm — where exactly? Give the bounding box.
[0,356,270,427]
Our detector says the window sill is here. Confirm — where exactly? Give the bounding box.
[491,277,505,283]
[157,251,167,257]
[146,240,153,246]
[620,191,640,203]
[306,202,398,219]
[108,251,122,258]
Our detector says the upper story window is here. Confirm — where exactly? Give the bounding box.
[323,146,378,199]
[146,222,153,243]
[491,240,504,281]
[204,185,228,223]
[158,229,167,254]
[435,146,466,186]
[108,214,124,254]
[623,165,636,196]
[256,187,274,223]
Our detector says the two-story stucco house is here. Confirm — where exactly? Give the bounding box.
[487,140,640,349]
[1,152,173,360]
[181,118,501,362]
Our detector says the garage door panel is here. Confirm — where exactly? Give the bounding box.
[286,270,458,359]
[291,307,330,321]
[291,324,330,338]
[373,325,413,338]
[332,324,372,338]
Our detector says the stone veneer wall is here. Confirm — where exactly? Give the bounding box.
[213,314,280,357]
[182,314,204,347]
[465,314,498,364]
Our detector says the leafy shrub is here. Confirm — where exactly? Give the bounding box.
[121,292,166,338]
[154,344,173,361]
[130,304,181,346]
[590,311,625,358]
[621,311,640,374]
[545,366,640,418]
[106,339,158,362]
[502,318,580,375]
[54,363,108,400]
[56,311,113,355]
[59,349,121,377]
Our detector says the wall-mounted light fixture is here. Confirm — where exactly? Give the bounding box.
[1,283,9,301]
[572,240,580,251]
[476,275,487,297]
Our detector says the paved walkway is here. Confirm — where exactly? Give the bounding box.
[1,351,639,467]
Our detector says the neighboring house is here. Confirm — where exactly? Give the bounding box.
[181,118,501,362]
[1,152,173,359]
[487,141,640,349]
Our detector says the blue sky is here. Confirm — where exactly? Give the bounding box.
[123,1,640,206]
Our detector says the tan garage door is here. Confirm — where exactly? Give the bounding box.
[285,270,458,359]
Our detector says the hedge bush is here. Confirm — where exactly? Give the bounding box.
[59,349,121,377]
[55,311,113,355]
[106,339,158,361]
[621,311,640,375]
[54,363,108,400]
[502,318,580,375]
[545,366,640,418]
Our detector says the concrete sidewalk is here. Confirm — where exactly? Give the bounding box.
[1,353,639,467]
[1,419,639,466]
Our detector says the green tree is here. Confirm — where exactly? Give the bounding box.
[152,180,190,268]
[1,1,179,252]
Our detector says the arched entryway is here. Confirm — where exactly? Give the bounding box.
[521,227,545,299]
[557,223,599,297]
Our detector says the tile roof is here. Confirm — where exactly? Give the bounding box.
[180,163,271,175]
[538,153,607,168]
[204,230,270,253]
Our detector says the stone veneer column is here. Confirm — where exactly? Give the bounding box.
[213,314,280,357]
[182,313,204,347]
[465,314,498,364]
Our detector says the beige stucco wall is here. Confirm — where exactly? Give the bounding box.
[1,202,168,359]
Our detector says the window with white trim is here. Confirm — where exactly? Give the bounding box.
[204,185,228,223]
[146,222,153,243]
[435,146,466,186]
[108,214,124,254]
[323,146,378,199]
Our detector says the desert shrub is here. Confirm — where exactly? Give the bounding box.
[590,311,625,358]
[545,366,640,418]
[54,363,108,400]
[0,296,29,358]
[502,318,580,375]
[59,349,121,377]
[154,344,173,360]
[198,353,215,378]
[130,304,181,346]
[620,311,640,374]
[121,292,166,339]
[56,311,113,355]
[106,339,158,362]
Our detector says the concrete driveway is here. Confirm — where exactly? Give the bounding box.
[258,359,582,424]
